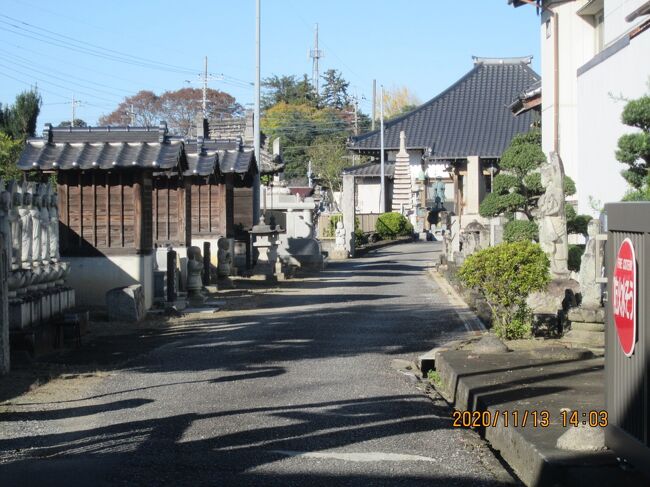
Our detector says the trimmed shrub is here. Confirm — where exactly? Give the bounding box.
[375,212,413,240]
[568,244,585,272]
[458,241,550,339]
[503,219,538,243]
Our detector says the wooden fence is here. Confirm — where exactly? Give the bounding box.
[317,213,380,238]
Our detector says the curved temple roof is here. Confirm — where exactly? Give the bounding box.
[349,57,540,159]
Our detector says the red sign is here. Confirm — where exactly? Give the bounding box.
[612,238,637,357]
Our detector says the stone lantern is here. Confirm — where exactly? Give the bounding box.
[249,215,284,281]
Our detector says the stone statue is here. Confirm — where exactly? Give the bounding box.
[186,246,204,301]
[579,219,604,308]
[335,220,346,248]
[7,181,22,271]
[0,181,11,275]
[434,177,446,209]
[49,189,60,262]
[217,238,232,277]
[537,152,569,278]
[19,182,33,268]
[39,184,51,264]
[29,183,42,264]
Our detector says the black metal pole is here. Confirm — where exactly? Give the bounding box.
[166,249,177,303]
[202,241,211,286]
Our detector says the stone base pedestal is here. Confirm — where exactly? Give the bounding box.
[329,248,348,260]
[527,278,579,315]
[563,306,605,352]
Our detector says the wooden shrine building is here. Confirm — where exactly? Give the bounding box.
[18,123,185,309]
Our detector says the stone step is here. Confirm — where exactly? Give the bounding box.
[567,307,605,323]
[563,329,605,348]
[570,321,605,332]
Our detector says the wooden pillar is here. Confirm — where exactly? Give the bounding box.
[134,173,142,252]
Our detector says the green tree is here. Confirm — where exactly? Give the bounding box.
[261,75,317,110]
[262,102,347,179]
[0,132,24,180]
[616,95,650,199]
[320,69,350,110]
[58,119,88,128]
[480,130,578,240]
[307,136,349,206]
[1,90,42,139]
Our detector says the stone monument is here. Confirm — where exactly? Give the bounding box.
[578,219,604,308]
[330,220,348,260]
[528,152,578,331]
[186,246,205,303]
[537,152,569,279]
[563,218,605,351]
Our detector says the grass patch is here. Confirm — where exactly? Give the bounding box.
[427,369,442,388]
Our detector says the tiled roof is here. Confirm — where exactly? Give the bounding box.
[509,79,542,116]
[219,150,255,175]
[349,57,540,159]
[18,123,184,171]
[183,138,279,176]
[342,160,395,178]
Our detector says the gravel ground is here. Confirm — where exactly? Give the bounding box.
[0,241,518,486]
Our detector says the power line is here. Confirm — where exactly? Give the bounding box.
[0,61,118,104]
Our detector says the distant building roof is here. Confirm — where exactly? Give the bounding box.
[342,160,395,178]
[348,57,540,159]
[18,123,184,171]
[184,138,280,176]
[208,111,285,174]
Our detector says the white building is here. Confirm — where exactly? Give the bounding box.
[510,0,650,215]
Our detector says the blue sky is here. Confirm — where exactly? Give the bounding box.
[0,0,541,129]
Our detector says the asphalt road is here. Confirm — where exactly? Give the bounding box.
[1,241,517,486]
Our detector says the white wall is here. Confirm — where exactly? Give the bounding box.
[604,0,649,43]
[64,254,154,309]
[540,1,597,194]
[577,29,650,215]
[356,181,382,213]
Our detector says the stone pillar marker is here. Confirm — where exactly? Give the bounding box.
[465,156,484,216]
[342,174,355,257]
[392,131,412,214]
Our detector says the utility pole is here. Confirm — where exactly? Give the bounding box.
[130,104,135,125]
[202,56,208,117]
[71,93,81,126]
[353,89,359,136]
[253,0,261,223]
[310,23,323,95]
[379,85,385,212]
[371,79,376,131]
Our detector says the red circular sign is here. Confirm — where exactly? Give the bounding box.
[612,238,637,357]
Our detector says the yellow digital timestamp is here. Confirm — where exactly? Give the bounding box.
[451,409,609,428]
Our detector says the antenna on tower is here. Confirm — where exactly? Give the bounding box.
[309,23,324,95]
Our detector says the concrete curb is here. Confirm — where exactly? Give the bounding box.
[429,350,645,487]
[425,268,486,333]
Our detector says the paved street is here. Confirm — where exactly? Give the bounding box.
[1,242,516,486]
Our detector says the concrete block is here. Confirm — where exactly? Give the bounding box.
[106,285,145,322]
